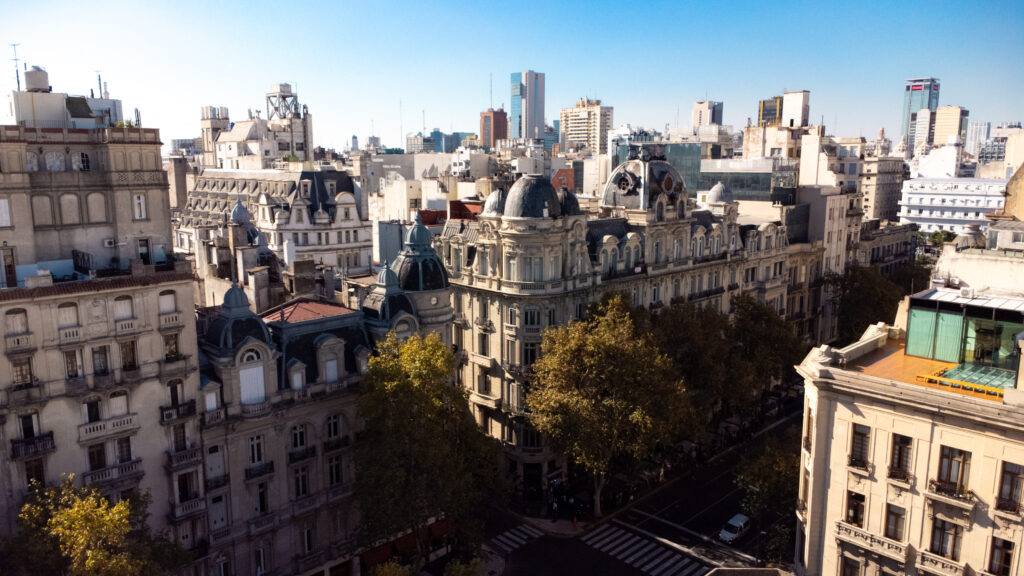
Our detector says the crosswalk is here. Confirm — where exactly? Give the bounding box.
[488,523,545,555]
[580,524,711,576]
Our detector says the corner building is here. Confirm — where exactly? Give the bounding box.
[440,148,793,499]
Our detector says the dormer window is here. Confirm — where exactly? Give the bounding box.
[301,181,311,197]
[327,182,336,196]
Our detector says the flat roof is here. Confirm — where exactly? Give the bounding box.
[914,288,1024,312]
[261,298,357,324]
[846,339,957,384]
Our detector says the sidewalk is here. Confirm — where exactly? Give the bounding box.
[520,515,590,537]
[478,543,505,576]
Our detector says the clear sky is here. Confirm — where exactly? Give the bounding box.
[2,0,1022,150]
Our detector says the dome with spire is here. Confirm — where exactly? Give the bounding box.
[362,261,415,322]
[505,175,562,219]
[230,197,250,224]
[406,212,434,247]
[202,284,272,353]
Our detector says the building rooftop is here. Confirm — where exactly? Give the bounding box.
[261,298,357,324]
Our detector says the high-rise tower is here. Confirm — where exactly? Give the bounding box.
[510,70,545,140]
[901,77,940,146]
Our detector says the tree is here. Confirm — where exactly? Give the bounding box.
[527,295,691,517]
[891,255,934,295]
[928,230,957,249]
[825,266,904,346]
[3,476,187,576]
[443,557,481,576]
[734,427,799,522]
[372,561,413,576]
[354,333,502,564]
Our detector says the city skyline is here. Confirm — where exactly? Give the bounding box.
[2,0,1022,151]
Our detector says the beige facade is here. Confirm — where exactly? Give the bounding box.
[796,249,1024,576]
[559,98,614,154]
[933,106,969,149]
[440,160,792,498]
[860,156,905,222]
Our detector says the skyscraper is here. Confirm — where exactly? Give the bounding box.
[692,100,723,128]
[932,105,970,148]
[901,77,940,145]
[510,70,545,140]
[966,121,991,157]
[479,108,508,150]
[559,98,613,154]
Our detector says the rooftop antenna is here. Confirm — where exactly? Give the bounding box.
[10,43,21,91]
[95,70,102,99]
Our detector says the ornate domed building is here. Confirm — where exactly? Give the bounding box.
[440,167,795,501]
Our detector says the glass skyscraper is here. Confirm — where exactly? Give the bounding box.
[901,77,940,144]
[510,70,545,140]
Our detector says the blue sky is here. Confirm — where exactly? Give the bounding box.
[2,0,1022,150]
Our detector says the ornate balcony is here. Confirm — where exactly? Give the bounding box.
[927,479,977,508]
[64,376,90,397]
[81,458,144,486]
[288,445,317,465]
[292,493,320,516]
[887,466,913,485]
[834,521,908,564]
[159,355,190,379]
[78,413,139,443]
[323,436,351,453]
[917,549,966,576]
[92,371,117,391]
[159,311,184,329]
[166,446,202,470]
[4,332,35,354]
[847,454,869,472]
[205,474,230,491]
[293,549,327,574]
[58,326,84,345]
[11,431,56,460]
[248,513,276,536]
[328,481,354,501]
[995,496,1022,516]
[245,461,274,480]
[168,496,207,522]
[8,382,44,407]
[201,408,225,428]
[240,400,272,418]
[160,400,196,424]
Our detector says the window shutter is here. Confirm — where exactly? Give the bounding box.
[159,292,176,313]
[239,366,265,405]
[109,393,128,416]
[114,298,133,320]
[325,358,338,383]
[0,198,10,227]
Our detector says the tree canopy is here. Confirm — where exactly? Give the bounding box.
[2,476,187,576]
[527,295,691,516]
[354,333,502,562]
[825,266,905,345]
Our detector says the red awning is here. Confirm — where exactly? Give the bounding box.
[361,543,392,567]
[395,532,418,555]
[429,518,452,537]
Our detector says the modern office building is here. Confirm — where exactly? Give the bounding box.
[692,100,723,129]
[933,106,970,149]
[480,108,508,150]
[794,239,1024,576]
[558,98,614,154]
[897,177,1007,233]
[758,95,784,127]
[510,70,545,140]
[914,108,936,153]
[901,78,941,150]
[966,122,991,158]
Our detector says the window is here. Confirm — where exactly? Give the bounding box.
[841,557,860,576]
[114,296,133,320]
[523,343,538,366]
[507,308,517,326]
[132,194,147,220]
[889,434,912,480]
[159,290,176,314]
[45,151,65,172]
[845,491,865,527]
[326,415,341,439]
[849,424,869,469]
[352,230,358,242]
[88,443,106,471]
[58,303,79,328]
[73,152,90,172]
[937,446,971,494]
[547,309,556,326]
[84,399,101,423]
[64,349,83,379]
[249,436,264,465]
[92,346,109,375]
[25,458,44,485]
[116,437,133,464]
[255,483,268,516]
[998,462,1024,513]
[292,424,307,449]
[303,526,314,553]
[328,455,343,486]
[524,309,539,326]
[477,333,488,356]
[990,537,1014,576]
[294,466,309,498]
[108,390,128,416]
[884,505,905,541]
[172,422,187,452]
[19,413,39,439]
[120,340,138,371]
[930,518,962,560]
[5,309,27,334]
[164,333,180,360]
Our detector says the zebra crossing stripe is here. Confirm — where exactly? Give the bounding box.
[519,524,544,538]
[502,530,526,544]
[645,551,681,575]
[637,548,674,572]
[589,527,624,548]
[490,538,512,553]
[580,524,612,543]
[677,562,703,576]
[690,566,710,576]
[604,533,642,555]
[623,540,659,564]
[613,537,648,559]
[650,554,686,576]
[494,534,518,549]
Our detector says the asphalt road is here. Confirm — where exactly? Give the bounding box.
[489,412,802,575]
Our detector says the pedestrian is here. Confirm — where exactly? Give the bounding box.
[572,515,578,529]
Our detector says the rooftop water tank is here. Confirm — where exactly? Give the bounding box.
[24,66,50,93]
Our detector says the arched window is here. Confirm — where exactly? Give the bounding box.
[609,249,618,271]
[109,390,128,416]
[113,296,133,320]
[73,152,91,172]
[58,302,79,328]
[159,290,177,314]
[26,152,39,172]
[242,349,261,363]
[600,250,608,275]
[5,309,27,335]
[45,151,65,172]
[633,246,641,265]
[656,202,665,222]
[625,249,632,271]
[654,242,662,263]
[239,350,265,405]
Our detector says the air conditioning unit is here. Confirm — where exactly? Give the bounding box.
[102,238,116,248]
[960,287,975,299]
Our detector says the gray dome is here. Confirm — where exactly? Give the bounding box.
[601,158,686,210]
[202,284,272,353]
[230,198,250,224]
[406,212,433,246]
[953,224,986,250]
[504,175,562,219]
[223,283,249,310]
[376,261,399,288]
[482,188,508,216]
[707,181,733,204]
[392,212,449,292]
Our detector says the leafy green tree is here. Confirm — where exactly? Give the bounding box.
[891,255,934,295]
[373,560,412,576]
[443,557,481,576]
[354,333,502,564]
[3,476,187,576]
[730,294,804,386]
[929,230,957,249]
[734,427,799,521]
[527,295,691,516]
[825,266,904,345]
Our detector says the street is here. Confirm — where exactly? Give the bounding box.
[487,413,801,575]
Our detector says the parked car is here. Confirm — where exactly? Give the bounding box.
[718,513,750,544]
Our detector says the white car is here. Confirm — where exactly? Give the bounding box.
[718,513,750,544]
